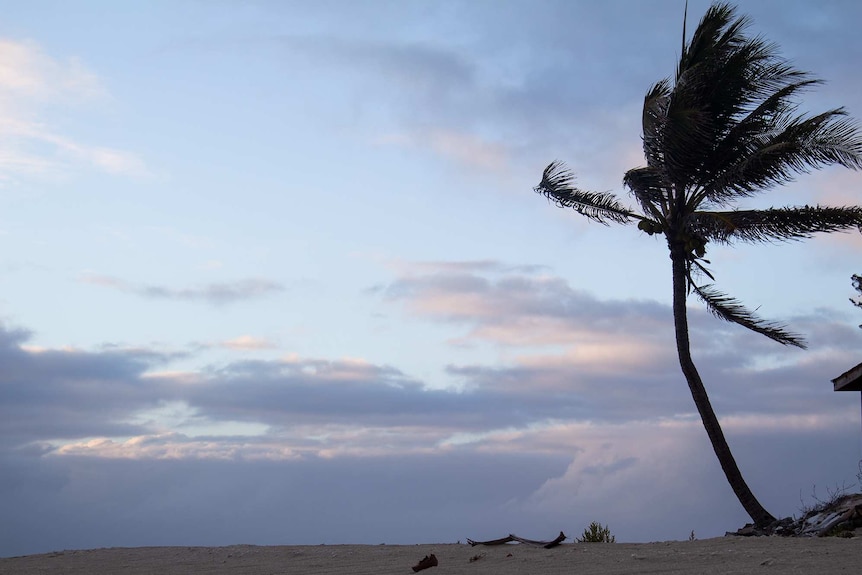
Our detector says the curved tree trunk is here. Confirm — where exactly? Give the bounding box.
[670,245,776,527]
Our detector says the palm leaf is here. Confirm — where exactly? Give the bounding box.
[660,3,862,201]
[534,162,639,225]
[702,109,862,204]
[780,109,862,169]
[677,3,741,82]
[642,80,671,171]
[696,78,820,203]
[691,205,862,244]
[693,284,806,347]
[623,166,670,219]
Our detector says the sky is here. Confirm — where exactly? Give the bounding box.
[2,0,862,557]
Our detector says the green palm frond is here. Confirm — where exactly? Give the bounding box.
[693,284,806,347]
[691,205,862,243]
[534,161,640,225]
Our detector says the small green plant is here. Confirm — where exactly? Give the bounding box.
[577,521,615,543]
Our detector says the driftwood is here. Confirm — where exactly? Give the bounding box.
[797,494,862,537]
[728,493,862,537]
[466,535,514,547]
[467,531,566,549]
[813,504,862,537]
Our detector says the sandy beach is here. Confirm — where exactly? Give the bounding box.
[2,537,861,575]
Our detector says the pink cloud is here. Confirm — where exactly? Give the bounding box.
[384,261,668,352]
[221,335,277,350]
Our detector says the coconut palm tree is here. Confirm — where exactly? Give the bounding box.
[534,2,862,528]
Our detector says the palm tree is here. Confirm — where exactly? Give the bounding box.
[534,2,862,528]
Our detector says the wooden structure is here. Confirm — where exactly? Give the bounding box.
[833,362,862,392]
[832,362,862,455]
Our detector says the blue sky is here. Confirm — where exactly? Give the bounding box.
[2,0,862,556]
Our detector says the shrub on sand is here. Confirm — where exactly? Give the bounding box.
[577,522,615,543]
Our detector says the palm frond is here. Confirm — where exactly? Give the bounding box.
[696,78,820,203]
[658,2,862,199]
[693,284,806,347]
[660,101,714,188]
[691,205,862,244]
[687,257,715,282]
[534,162,640,225]
[642,80,671,171]
[677,3,741,82]
[623,166,670,219]
[702,108,862,204]
[780,109,862,169]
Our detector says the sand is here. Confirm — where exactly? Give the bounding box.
[2,537,861,574]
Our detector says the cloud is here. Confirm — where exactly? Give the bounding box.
[0,39,147,180]
[0,451,570,555]
[0,39,103,101]
[375,128,509,171]
[382,260,862,423]
[0,324,464,460]
[274,33,523,171]
[18,261,854,466]
[219,335,278,350]
[53,432,286,461]
[278,34,474,111]
[383,260,670,349]
[0,327,175,448]
[55,137,148,176]
[272,24,651,175]
[79,273,285,305]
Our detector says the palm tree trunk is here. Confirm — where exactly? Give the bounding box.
[670,245,776,527]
